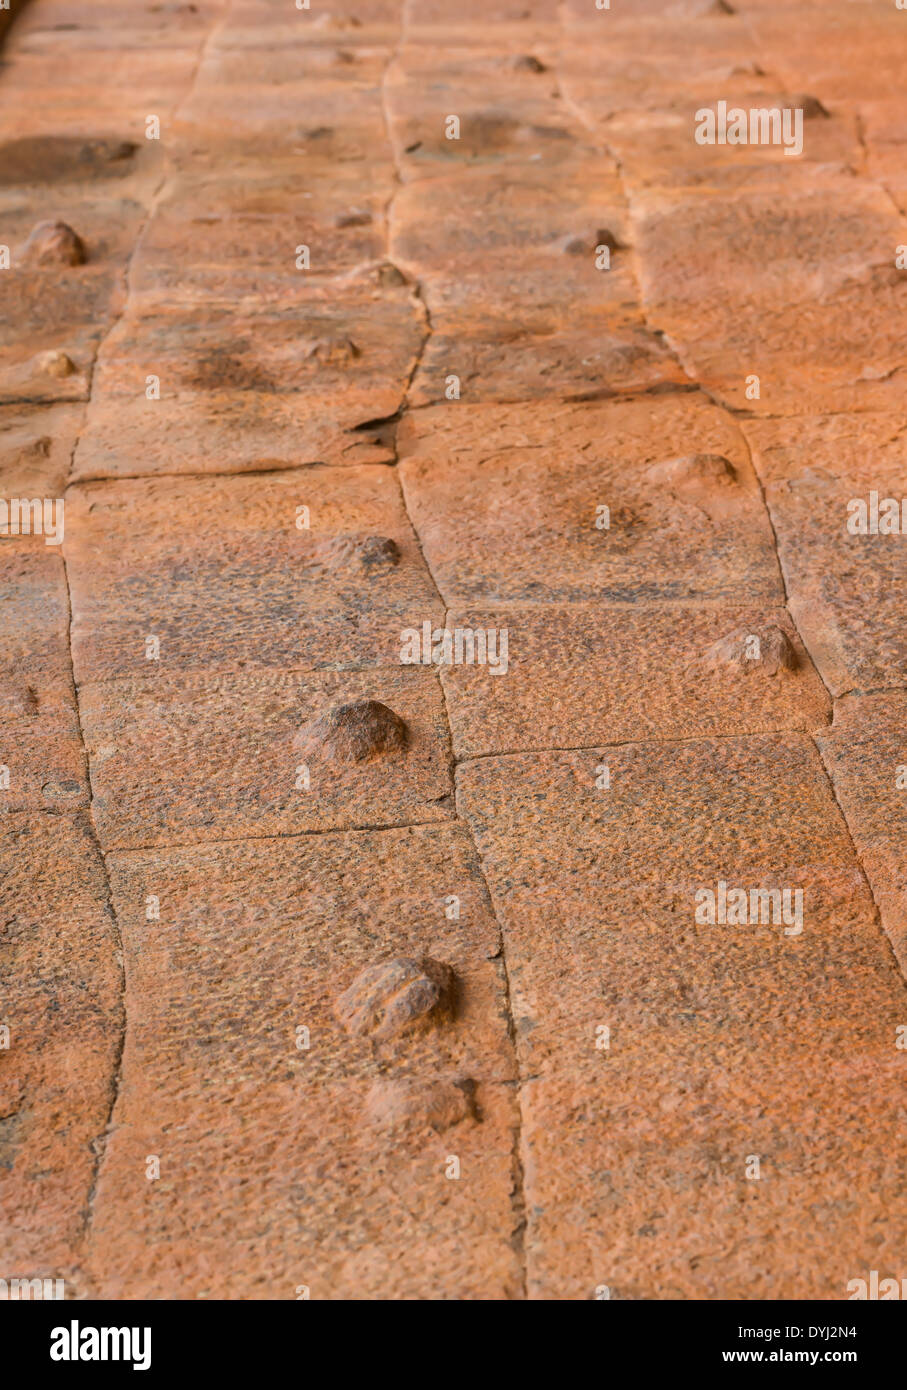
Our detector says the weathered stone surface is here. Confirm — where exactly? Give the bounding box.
[743,412,907,695]
[630,182,907,414]
[399,397,783,604]
[440,604,828,758]
[87,825,520,1298]
[388,134,685,403]
[0,403,81,496]
[0,192,148,404]
[78,667,454,850]
[458,737,907,1298]
[364,1075,477,1133]
[0,812,121,1281]
[72,291,423,477]
[6,0,907,1305]
[335,956,455,1039]
[21,219,86,266]
[130,162,393,296]
[0,547,89,812]
[702,623,796,676]
[298,699,409,765]
[558,6,862,190]
[64,467,442,682]
[817,693,907,972]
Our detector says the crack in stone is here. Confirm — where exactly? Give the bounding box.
[58,0,240,1280]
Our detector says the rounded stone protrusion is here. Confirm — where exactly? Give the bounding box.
[336,956,455,1041]
[704,624,797,676]
[561,228,624,256]
[377,261,406,287]
[358,535,399,570]
[365,1076,476,1133]
[645,453,737,488]
[296,698,408,763]
[341,259,406,289]
[22,220,86,267]
[303,336,360,364]
[595,227,625,253]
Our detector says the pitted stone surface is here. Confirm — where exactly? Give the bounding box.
[399,397,783,605]
[440,604,828,758]
[0,813,121,1279]
[364,1076,477,1133]
[817,693,907,972]
[458,738,907,1298]
[86,825,520,1299]
[703,624,797,676]
[64,467,442,682]
[3,0,906,1305]
[78,668,454,849]
[299,699,410,765]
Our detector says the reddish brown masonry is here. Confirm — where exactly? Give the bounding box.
[1,0,905,1302]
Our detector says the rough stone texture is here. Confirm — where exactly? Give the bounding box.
[702,623,796,676]
[440,604,829,758]
[86,826,520,1299]
[0,546,89,812]
[78,667,455,850]
[3,0,906,1302]
[458,738,907,1299]
[21,219,86,266]
[64,468,442,683]
[299,699,410,766]
[335,956,455,1040]
[0,404,82,496]
[743,413,907,696]
[0,812,121,1282]
[72,290,424,479]
[364,1075,478,1134]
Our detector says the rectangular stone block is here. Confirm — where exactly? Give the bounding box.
[79,667,454,850]
[0,547,88,813]
[72,292,421,478]
[744,412,907,695]
[817,692,907,971]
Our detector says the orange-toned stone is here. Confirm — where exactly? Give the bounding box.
[78,666,454,850]
[0,404,82,495]
[399,397,783,604]
[131,164,390,296]
[0,812,121,1283]
[743,412,907,695]
[86,824,520,1298]
[64,467,442,682]
[72,291,422,478]
[458,735,907,1298]
[439,604,829,758]
[817,693,907,971]
[0,547,88,812]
